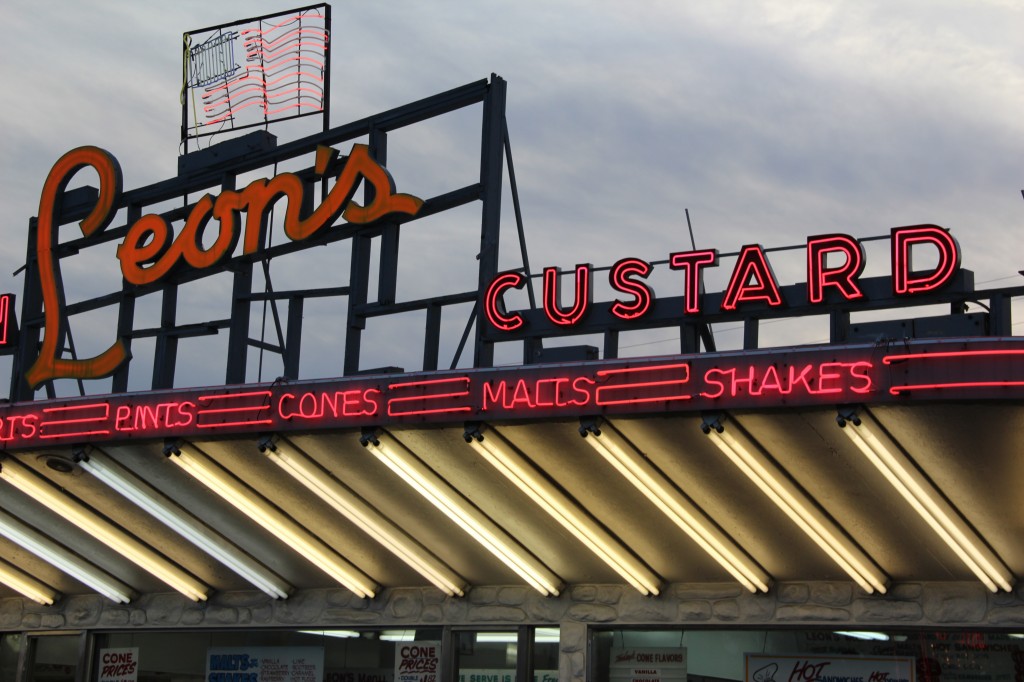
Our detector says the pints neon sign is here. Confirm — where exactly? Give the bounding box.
[484,225,961,332]
[26,144,423,389]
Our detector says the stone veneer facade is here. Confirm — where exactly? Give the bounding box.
[3,581,1024,681]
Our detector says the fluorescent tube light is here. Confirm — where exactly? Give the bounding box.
[0,558,59,605]
[0,457,207,601]
[838,408,1014,593]
[380,630,418,642]
[466,425,661,595]
[76,447,291,599]
[475,629,560,644]
[259,436,466,597]
[580,419,771,593]
[299,630,360,639]
[362,430,562,596]
[165,441,377,598]
[702,414,888,594]
[834,631,890,641]
[0,509,133,603]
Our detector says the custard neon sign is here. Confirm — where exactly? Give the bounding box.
[484,225,962,332]
[28,144,423,389]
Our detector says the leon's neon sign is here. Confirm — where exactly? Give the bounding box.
[484,225,961,332]
[27,143,423,389]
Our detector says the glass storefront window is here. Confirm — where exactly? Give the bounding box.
[592,629,1024,682]
[1,635,23,682]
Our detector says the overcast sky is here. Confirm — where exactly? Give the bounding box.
[1,0,1022,396]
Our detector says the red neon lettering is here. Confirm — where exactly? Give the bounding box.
[609,258,653,321]
[891,225,960,295]
[0,415,38,442]
[702,362,875,398]
[669,249,718,314]
[721,245,783,310]
[816,362,845,394]
[113,402,196,433]
[788,364,815,394]
[484,272,526,331]
[849,362,873,393]
[756,365,783,395]
[482,382,506,410]
[543,264,592,327]
[280,390,379,419]
[594,363,692,405]
[807,234,865,303]
[481,377,594,411]
[510,379,535,408]
[884,348,1024,394]
[702,368,727,399]
[0,294,11,346]
[386,377,472,417]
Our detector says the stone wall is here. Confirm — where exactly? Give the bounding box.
[3,581,1024,681]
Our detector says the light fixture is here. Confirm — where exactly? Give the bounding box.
[361,429,562,596]
[834,631,890,641]
[476,628,560,644]
[74,446,292,600]
[0,508,133,603]
[579,419,771,593]
[259,435,466,597]
[838,408,1014,593]
[0,557,59,605]
[165,441,377,599]
[465,424,661,595]
[0,456,207,601]
[701,413,888,594]
[299,630,360,639]
[380,630,418,642]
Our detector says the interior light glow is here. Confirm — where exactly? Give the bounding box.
[259,436,466,597]
[362,430,562,596]
[0,509,133,603]
[0,457,207,601]
[838,409,1014,593]
[298,630,360,639]
[380,630,418,642]
[474,628,560,644]
[76,447,291,599]
[702,415,888,594]
[0,557,59,605]
[165,441,377,599]
[834,631,890,641]
[466,425,661,595]
[580,419,771,593]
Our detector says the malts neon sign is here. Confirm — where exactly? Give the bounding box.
[27,143,423,389]
[484,225,961,332]
[1,338,1021,449]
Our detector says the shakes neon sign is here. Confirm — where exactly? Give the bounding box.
[484,225,962,332]
[28,143,423,389]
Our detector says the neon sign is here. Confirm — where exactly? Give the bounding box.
[484,225,962,333]
[26,143,423,389]
[1,338,1020,450]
